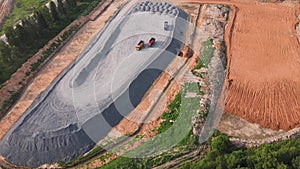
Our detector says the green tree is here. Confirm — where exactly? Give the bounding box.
[65,0,77,11]
[225,150,247,169]
[34,10,48,31]
[49,1,60,21]
[14,24,27,50]
[0,41,13,64]
[4,26,20,47]
[211,135,234,154]
[57,0,66,16]
[21,18,37,46]
[39,6,54,28]
[292,156,300,169]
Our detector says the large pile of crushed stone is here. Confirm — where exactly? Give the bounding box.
[0,1,187,167]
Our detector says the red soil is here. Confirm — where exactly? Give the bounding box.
[185,0,300,130]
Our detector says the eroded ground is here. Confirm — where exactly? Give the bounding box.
[0,1,188,167]
[185,0,300,131]
[1,0,300,168]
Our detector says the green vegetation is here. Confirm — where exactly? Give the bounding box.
[30,24,79,73]
[99,152,114,162]
[100,82,202,169]
[156,91,181,134]
[0,0,104,85]
[0,91,20,114]
[59,146,104,167]
[0,0,103,116]
[200,38,215,68]
[192,38,214,77]
[194,59,204,70]
[81,0,102,16]
[181,131,300,169]
[1,0,49,33]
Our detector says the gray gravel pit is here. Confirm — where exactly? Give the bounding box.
[0,1,187,167]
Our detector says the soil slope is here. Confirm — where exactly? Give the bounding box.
[185,0,300,131]
[0,2,188,167]
[225,2,300,130]
[0,0,14,27]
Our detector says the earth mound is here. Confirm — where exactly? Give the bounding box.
[224,3,300,131]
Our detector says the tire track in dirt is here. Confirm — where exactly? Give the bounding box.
[183,0,300,131]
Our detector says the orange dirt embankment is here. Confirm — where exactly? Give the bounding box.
[114,72,180,137]
[185,0,300,131]
[225,3,300,131]
[82,54,193,169]
[0,0,122,142]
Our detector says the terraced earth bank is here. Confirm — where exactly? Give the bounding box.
[224,2,300,131]
[0,1,187,167]
[185,0,300,131]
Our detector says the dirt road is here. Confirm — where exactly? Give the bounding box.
[0,1,188,167]
[184,0,300,130]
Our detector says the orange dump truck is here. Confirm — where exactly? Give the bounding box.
[136,40,145,51]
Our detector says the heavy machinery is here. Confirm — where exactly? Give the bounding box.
[148,37,156,47]
[164,21,168,30]
[136,40,145,51]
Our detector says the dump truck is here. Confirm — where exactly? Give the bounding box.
[136,40,144,51]
[148,37,156,47]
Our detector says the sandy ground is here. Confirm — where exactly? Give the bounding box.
[80,53,192,169]
[113,55,187,137]
[218,113,285,139]
[0,0,117,142]
[0,0,299,167]
[0,0,122,167]
[0,0,188,167]
[81,70,182,169]
[184,0,300,131]
[76,5,198,168]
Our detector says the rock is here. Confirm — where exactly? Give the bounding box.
[145,6,150,11]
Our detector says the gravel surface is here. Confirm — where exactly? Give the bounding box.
[0,1,187,167]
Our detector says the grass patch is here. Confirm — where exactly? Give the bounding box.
[194,59,204,70]
[59,146,104,168]
[100,83,202,169]
[193,39,214,70]
[156,91,181,134]
[200,39,215,68]
[1,0,49,34]
[201,38,215,67]
[0,91,21,116]
[99,152,114,162]
[80,0,102,16]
